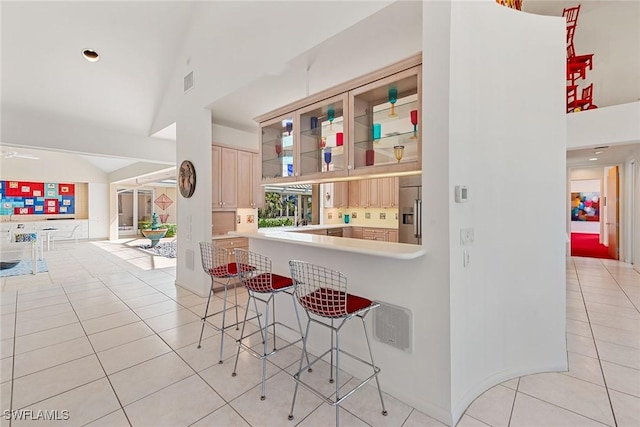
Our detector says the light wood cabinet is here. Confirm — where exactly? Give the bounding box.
[350,226,363,239]
[348,180,361,208]
[379,176,399,208]
[212,146,237,210]
[236,150,264,209]
[349,65,421,176]
[214,146,263,211]
[358,178,380,208]
[333,182,349,208]
[386,229,398,243]
[257,56,421,185]
[363,227,387,241]
[251,153,265,209]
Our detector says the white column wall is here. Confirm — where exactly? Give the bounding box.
[421,0,454,421]
[87,183,108,238]
[175,109,213,296]
[447,3,567,422]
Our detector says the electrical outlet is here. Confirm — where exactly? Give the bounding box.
[460,228,474,245]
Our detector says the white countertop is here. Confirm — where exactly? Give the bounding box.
[231,229,426,260]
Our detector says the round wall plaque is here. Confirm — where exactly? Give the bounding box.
[178,160,196,198]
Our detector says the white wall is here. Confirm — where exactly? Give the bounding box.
[567,101,640,150]
[211,124,258,151]
[573,2,640,108]
[175,108,213,296]
[151,1,394,135]
[447,3,566,422]
[0,150,108,183]
[0,150,110,238]
[524,1,640,108]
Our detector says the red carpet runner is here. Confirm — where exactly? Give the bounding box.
[571,233,614,259]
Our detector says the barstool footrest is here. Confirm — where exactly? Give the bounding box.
[236,320,304,360]
[204,313,261,332]
[291,347,382,406]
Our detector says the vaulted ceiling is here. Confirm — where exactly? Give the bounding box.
[1,1,638,172]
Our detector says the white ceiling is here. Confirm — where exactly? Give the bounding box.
[1,1,194,137]
[567,143,640,168]
[1,1,638,175]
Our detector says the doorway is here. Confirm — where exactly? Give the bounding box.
[569,167,619,259]
[117,188,154,237]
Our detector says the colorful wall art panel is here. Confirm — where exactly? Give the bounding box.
[0,181,75,216]
[571,192,600,222]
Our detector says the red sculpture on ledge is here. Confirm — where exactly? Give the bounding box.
[563,4,597,113]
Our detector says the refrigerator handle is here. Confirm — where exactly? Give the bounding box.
[414,199,422,238]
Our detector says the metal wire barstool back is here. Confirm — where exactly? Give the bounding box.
[289,260,350,319]
[199,241,234,278]
[234,249,274,293]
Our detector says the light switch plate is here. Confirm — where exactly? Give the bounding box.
[460,228,474,245]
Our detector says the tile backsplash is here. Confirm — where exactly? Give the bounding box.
[324,207,398,228]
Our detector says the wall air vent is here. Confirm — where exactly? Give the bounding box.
[184,71,194,93]
[373,301,412,352]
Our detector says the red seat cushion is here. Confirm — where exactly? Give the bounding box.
[243,273,293,292]
[209,262,254,278]
[299,288,373,318]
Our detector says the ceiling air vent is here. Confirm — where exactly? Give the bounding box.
[184,71,194,93]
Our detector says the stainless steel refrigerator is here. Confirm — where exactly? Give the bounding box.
[398,175,422,244]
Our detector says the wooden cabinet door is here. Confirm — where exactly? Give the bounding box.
[367,178,379,208]
[251,152,264,209]
[220,148,237,208]
[391,176,399,208]
[349,180,360,207]
[236,150,252,208]
[387,229,398,243]
[212,146,222,208]
[334,182,349,207]
[351,227,363,239]
[379,177,398,208]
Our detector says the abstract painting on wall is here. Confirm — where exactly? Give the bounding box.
[571,192,600,222]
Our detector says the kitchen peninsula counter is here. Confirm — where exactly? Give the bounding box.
[231,228,425,260]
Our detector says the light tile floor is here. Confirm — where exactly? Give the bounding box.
[1,241,639,426]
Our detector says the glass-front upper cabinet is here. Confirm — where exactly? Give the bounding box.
[296,94,348,180]
[349,66,421,175]
[261,113,297,183]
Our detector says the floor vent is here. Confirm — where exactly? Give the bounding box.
[184,71,194,93]
[185,249,194,270]
[373,302,412,352]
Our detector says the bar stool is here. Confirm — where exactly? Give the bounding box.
[231,248,309,400]
[197,241,249,364]
[287,260,387,426]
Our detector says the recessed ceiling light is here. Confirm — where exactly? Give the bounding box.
[589,157,598,161]
[594,151,603,154]
[82,49,100,63]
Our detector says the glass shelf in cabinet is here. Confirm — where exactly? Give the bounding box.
[299,124,344,137]
[353,129,416,146]
[299,146,345,158]
[262,136,293,146]
[353,101,419,123]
